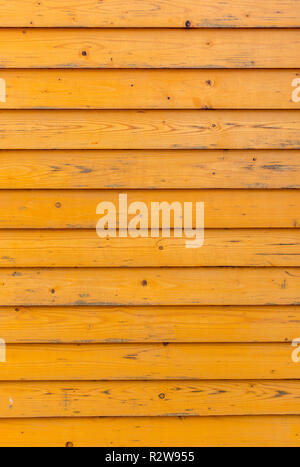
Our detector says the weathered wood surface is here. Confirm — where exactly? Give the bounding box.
[0,150,299,189]
[0,416,300,447]
[0,229,299,267]
[0,70,300,109]
[1,1,300,28]
[0,190,297,228]
[1,305,299,344]
[1,381,300,418]
[0,29,299,68]
[0,343,298,380]
[0,0,300,451]
[0,110,300,149]
[0,268,298,306]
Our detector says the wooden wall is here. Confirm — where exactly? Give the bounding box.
[0,0,300,447]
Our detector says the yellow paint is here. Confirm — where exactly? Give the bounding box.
[0,110,299,149]
[1,416,300,447]
[0,0,300,28]
[0,267,298,306]
[0,150,298,189]
[1,380,300,418]
[0,189,297,228]
[0,229,299,267]
[0,0,299,448]
[0,29,299,68]
[0,305,299,344]
[0,70,299,109]
[0,343,298,380]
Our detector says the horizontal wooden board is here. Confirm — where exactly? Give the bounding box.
[0,343,298,380]
[0,416,300,447]
[0,229,299,267]
[2,380,300,418]
[0,29,300,69]
[1,149,300,189]
[1,305,299,344]
[0,190,298,229]
[0,110,300,150]
[1,1,300,28]
[1,70,300,109]
[0,268,299,306]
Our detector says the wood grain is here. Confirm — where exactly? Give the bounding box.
[1,0,300,450]
[0,110,299,150]
[0,305,299,344]
[1,70,300,109]
[0,268,299,306]
[0,229,299,267]
[0,29,299,68]
[0,190,298,229]
[0,416,300,447]
[1,380,300,418]
[0,343,299,381]
[1,150,300,189]
[1,1,300,28]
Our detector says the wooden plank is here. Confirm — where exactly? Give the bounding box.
[2,380,300,418]
[0,110,299,150]
[1,1,300,28]
[0,29,299,69]
[0,416,300,447]
[0,343,299,380]
[1,149,300,189]
[0,268,299,306]
[1,70,300,109]
[0,229,299,267]
[0,190,298,229]
[1,305,299,344]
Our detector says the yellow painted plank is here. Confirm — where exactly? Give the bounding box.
[1,380,300,418]
[0,229,299,267]
[1,70,300,109]
[0,29,299,68]
[0,150,300,189]
[0,305,299,344]
[0,110,299,149]
[1,0,300,28]
[0,343,298,380]
[0,268,298,306]
[0,190,298,229]
[0,416,300,447]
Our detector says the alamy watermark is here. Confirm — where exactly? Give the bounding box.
[291,338,300,363]
[96,194,205,248]
[292,78,300,103]
[0,78,6,103]
[0,339,6,363]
